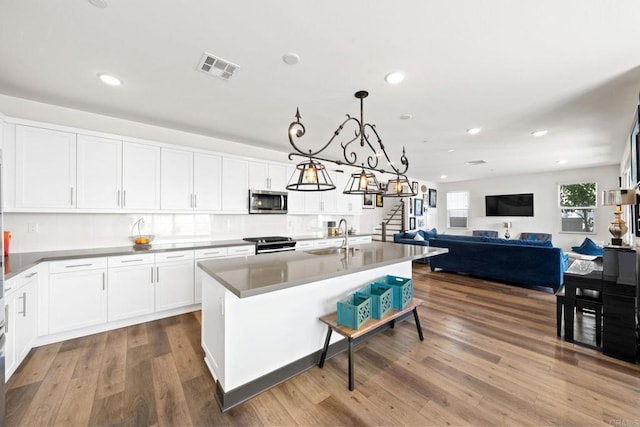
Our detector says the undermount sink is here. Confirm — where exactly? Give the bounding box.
[306,247,361,256]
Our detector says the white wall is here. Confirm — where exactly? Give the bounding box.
[436,165,620,250]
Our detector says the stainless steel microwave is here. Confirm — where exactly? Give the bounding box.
[248,190,288,214]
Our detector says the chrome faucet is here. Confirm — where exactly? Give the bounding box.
[338,218,349,251]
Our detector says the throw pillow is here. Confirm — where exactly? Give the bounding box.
[424,228,438,239]
[571,237,603,256]
[526,235,538,241]
[413,233,425,241]
[404,231,417,239]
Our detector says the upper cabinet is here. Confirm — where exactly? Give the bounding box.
[221,157,249,213]
[15,125,77,209]
[76,134,122,209]
[161,148,222,211]
[193,152,222,211]
[161,147,193,210]
[9,120,362,215]
[249,161,288,192]
[122,142,161,210]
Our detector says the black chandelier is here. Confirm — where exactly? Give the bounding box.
[286,90,417,197]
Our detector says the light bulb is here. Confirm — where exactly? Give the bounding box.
[305,166,317,183]
[395,181,402,193]
[359,171,368,190]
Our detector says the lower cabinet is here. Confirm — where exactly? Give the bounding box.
[48,258,108,334]
[5,269,39,378]
[155,251,195,311]
[107,254,155,321]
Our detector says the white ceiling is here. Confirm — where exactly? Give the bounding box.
[1,0,640,183]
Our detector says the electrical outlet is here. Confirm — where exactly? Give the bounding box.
[27,223,39,233]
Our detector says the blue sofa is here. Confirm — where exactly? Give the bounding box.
[427,235,569,292]
[393,228,437,246]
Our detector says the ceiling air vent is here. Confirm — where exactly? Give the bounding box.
[464,160,487,166]
[197,52,239,81]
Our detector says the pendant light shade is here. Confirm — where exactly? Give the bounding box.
[343,169,383,194]
[384,175,416,197]
[286,158,336,191]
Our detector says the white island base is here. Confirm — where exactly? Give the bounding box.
[202,261,412,411]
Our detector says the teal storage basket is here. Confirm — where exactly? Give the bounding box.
[376,275,413,310]
[337,294,372,329]
[355,283,393,319]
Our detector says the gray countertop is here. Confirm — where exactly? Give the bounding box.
[198,242,447,298]
[3,234,372,279]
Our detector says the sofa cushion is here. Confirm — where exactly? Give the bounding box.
[483,237,553,247]
[571,237,603,256]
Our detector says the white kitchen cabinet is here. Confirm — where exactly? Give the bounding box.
[161,147,193,210]
[334,172,363,215]
[303,172,338,214]
[155,251,194,311]
[48,258,107,334]
[249,161,288,191]
[122,142,161,210]
[161,149,223,211]
[221,157,249,213]
[193,152,222,211]
[15,125,77,209]
[107,254,155,321]
[76,134,123,209]
[194,247,228,304]
[4,268,39,379]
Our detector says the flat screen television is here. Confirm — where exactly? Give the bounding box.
[485,193,534,217]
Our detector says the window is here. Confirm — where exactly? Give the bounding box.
[447,191,468,229]
[559,182,596,233]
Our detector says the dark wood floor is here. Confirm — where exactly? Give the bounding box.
[6,265,640,426]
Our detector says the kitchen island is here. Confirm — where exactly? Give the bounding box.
[197,241,447,411]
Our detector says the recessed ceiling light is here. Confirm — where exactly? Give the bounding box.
[557,159,568,165]
[98,73,122,86]
[282,52,300,65]
[531,130,548,137]
[399,113,412,120]
[385,71,405,85]
[440,175,447,180]
[467,128,481,135]
[447,149,455,153]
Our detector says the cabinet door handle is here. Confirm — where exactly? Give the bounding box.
[190,193,193,208]
[156,266,159,282]
[70,187,74,206]
[151,266,154,283]
[102,272,106,291]
[194,194,197,209]
[165,255,184,259]
[121,258,144,263]
[66,263,93,269]
[122,190,126,207]
[26,272,38,279]
[5,286,11,293]
[117,190,121,207]
[5,305,8,334]
[18,292,26,317]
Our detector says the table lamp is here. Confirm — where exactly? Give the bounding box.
[503,221,512,239]
[602,189,637,245]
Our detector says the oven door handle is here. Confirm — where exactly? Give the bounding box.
[257,247,296,254]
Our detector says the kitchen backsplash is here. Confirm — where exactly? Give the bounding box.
[4,213,364,253]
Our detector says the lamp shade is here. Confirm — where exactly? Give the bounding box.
[343,169,383,195]
[384,175,417,197]
[503,221,512,229]
[602,189,636,206]
[286,158,336,191]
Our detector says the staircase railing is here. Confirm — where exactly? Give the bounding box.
[380,199,405,242]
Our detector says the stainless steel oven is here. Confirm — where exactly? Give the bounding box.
[243,236,296,254]
[248,190,288,214]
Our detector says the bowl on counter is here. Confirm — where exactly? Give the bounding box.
[129,235,155,250]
